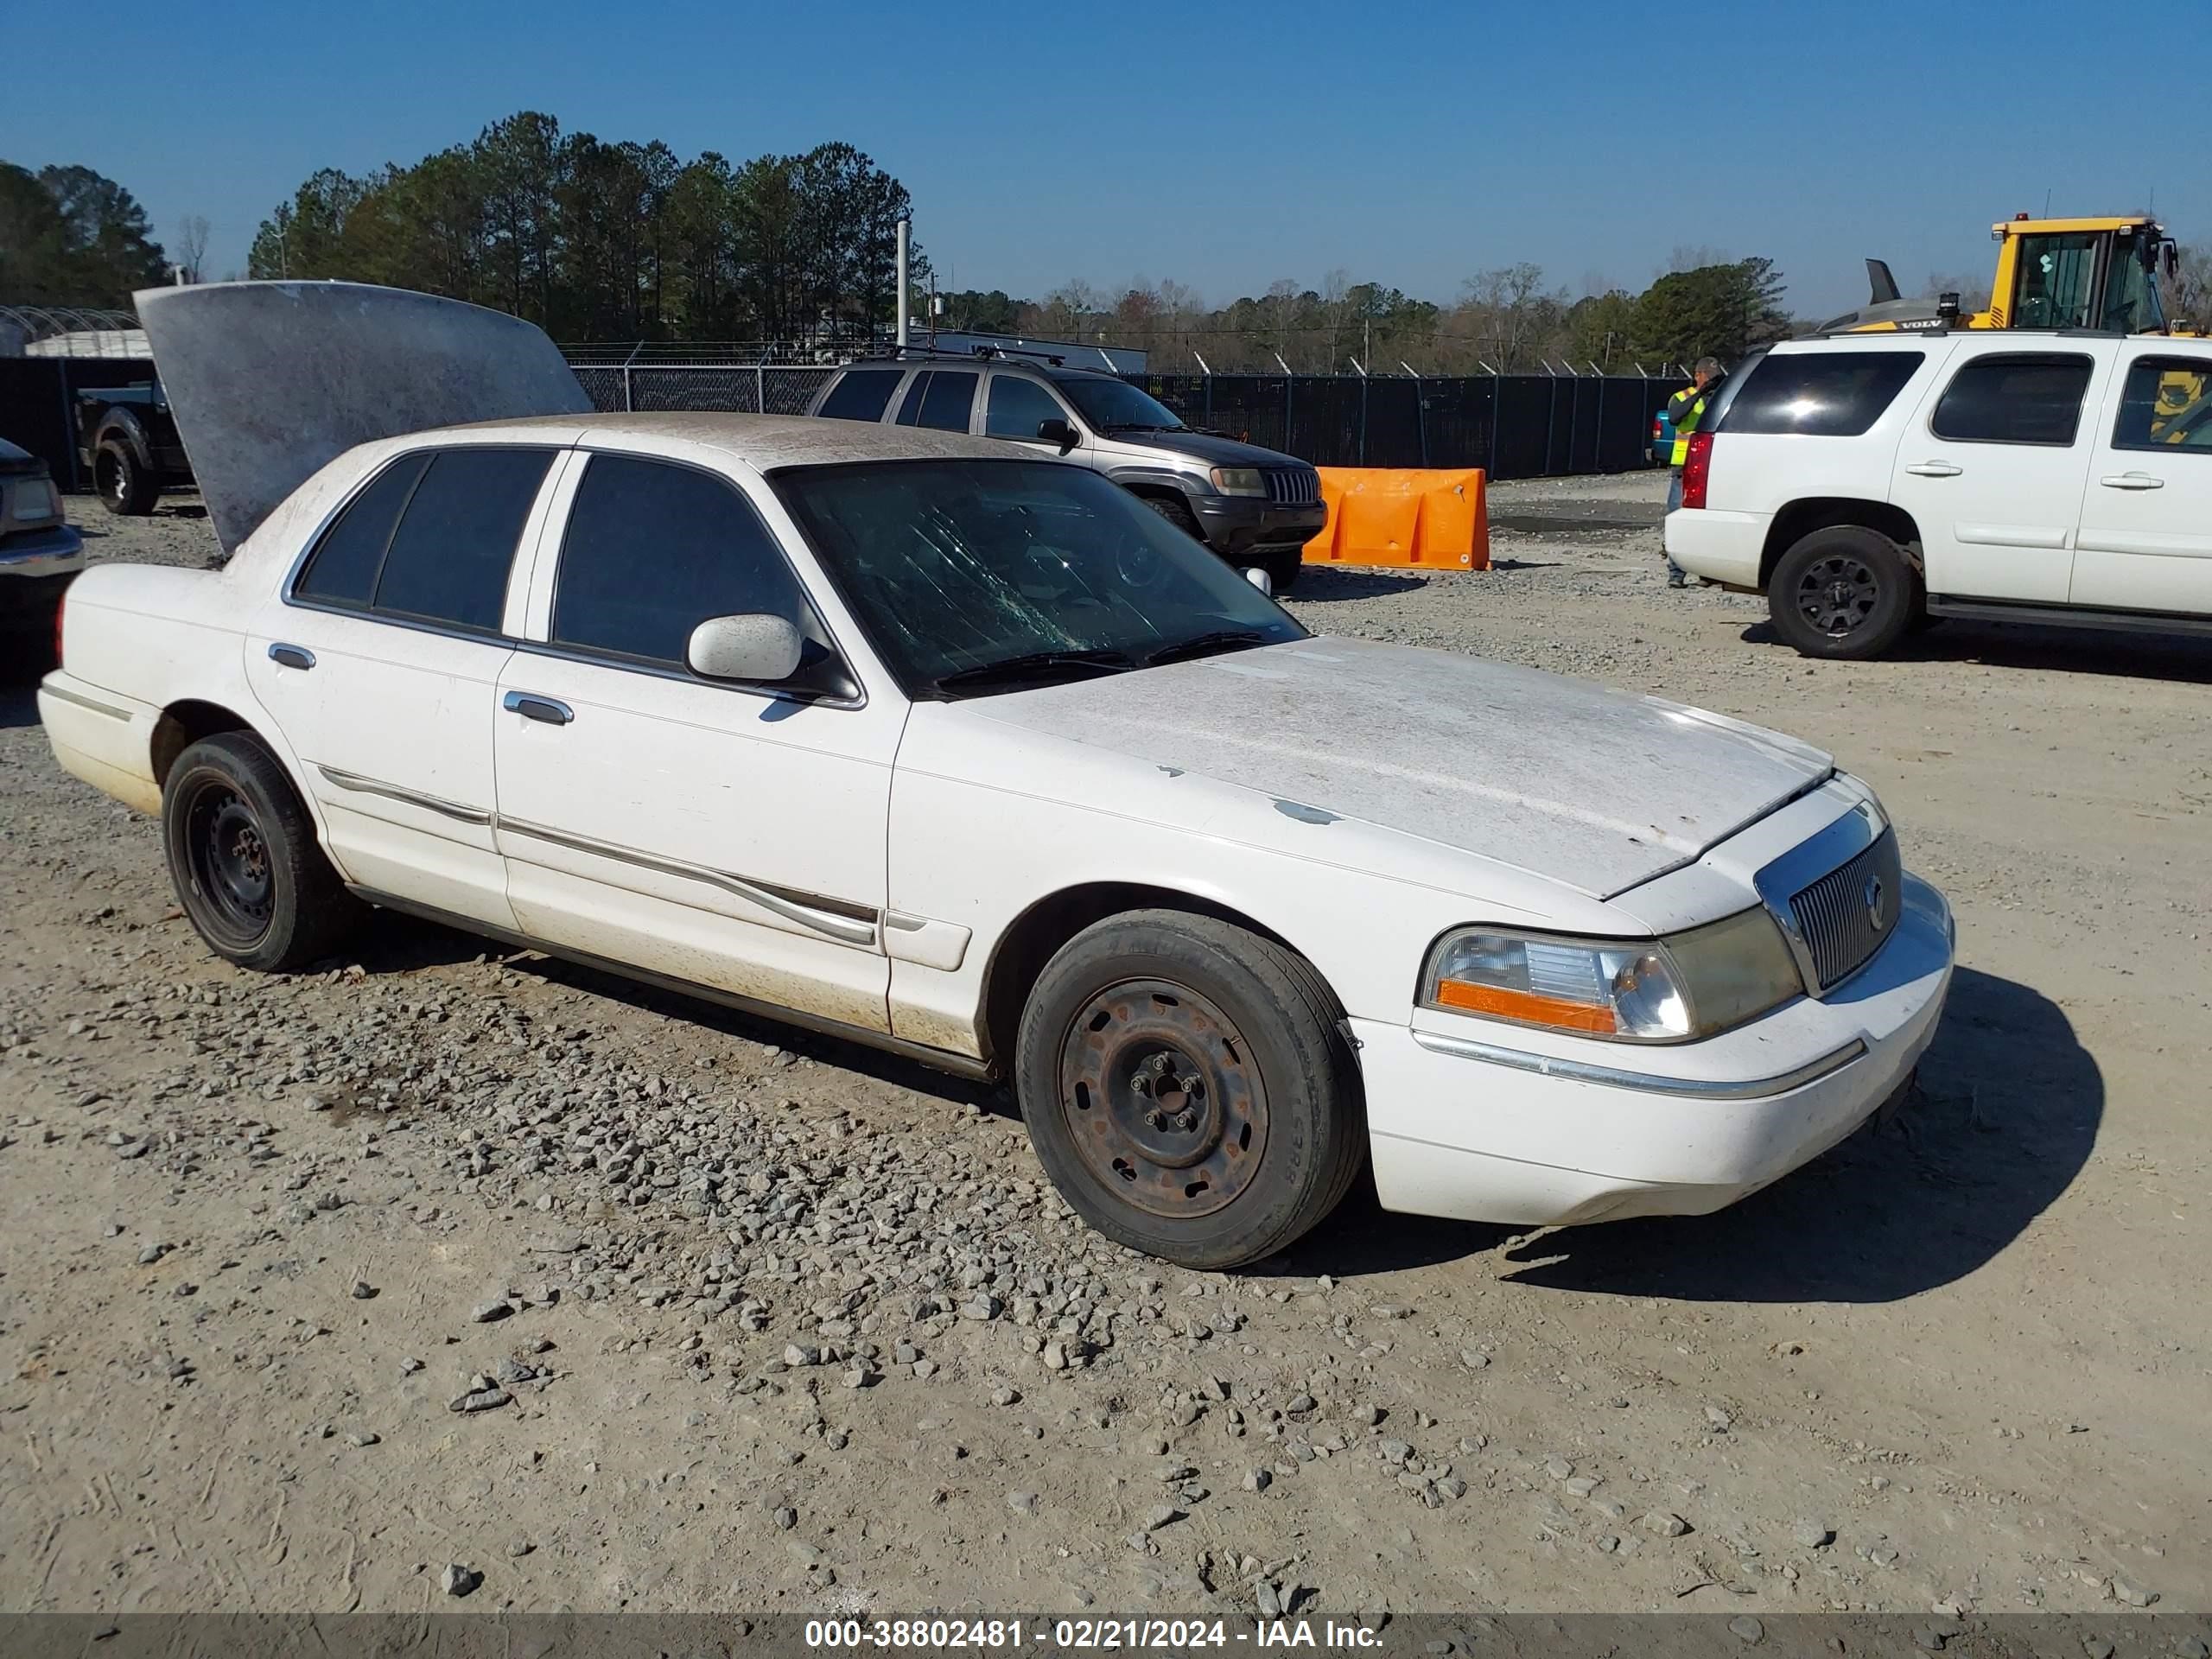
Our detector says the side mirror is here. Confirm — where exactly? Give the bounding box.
[1037,418,1079,454]
[1244,566,1274,597]
[686,613,804,683]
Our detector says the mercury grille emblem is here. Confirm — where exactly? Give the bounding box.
[1864,873,1890,931]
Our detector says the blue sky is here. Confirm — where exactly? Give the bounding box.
[4,0,2195,325]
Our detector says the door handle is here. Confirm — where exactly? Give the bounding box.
[502,690,574,726]
[1904,461,1963,478]
[2098,473,2164,491]
[267,642,315,671]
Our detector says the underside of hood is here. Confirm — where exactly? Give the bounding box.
[137,281,591,556]
[970,637,1834,898]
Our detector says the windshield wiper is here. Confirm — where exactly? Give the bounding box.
[1146,629,1268,668]
[1097,421,1183,433]
[931,647,1136,695]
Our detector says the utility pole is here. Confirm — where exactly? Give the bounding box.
[895,217,910,349]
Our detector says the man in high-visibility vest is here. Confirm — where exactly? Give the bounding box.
[1663,356,1726,588]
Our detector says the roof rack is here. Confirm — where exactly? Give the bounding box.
[858,341,1071,367]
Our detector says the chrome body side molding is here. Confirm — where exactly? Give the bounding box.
[315,763,493,826]
[496,814,880,950]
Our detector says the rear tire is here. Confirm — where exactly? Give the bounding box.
[95,439,157,516]
[1014,910,1364,1269]
[162,732,362,972]
[1768,525,1915,660]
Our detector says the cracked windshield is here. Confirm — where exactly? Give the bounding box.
[776,459,1305,697]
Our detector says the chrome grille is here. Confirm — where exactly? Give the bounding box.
[1264,467,1320,505]
[1788,826,1902,991]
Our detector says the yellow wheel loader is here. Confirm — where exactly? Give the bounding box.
[1819,213,2183,336]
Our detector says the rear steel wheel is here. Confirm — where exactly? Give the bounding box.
[182,782,276,947]
[162,732,363,971]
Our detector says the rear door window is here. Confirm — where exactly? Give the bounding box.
[893,372,931,426]
[1930,353,2094,446]
[372,448,553,631]
[817,368,903,423]
[916,371,980,432]
[1717,352,1925,437]
[295,453,429,607]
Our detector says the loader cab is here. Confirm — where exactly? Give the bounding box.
[1821,215,2180,339]
[1994,216,2171,334]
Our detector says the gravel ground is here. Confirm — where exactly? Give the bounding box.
[0,479,2205,1618]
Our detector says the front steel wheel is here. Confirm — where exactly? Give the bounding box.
[1058,977,1271,1219]
[1016,910,1364,1268]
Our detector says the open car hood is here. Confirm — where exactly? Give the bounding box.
[136,281,591,555]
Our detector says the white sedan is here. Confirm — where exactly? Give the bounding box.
[38,282,1954,1268]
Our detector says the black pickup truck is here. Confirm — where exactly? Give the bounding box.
[75,380,194,513]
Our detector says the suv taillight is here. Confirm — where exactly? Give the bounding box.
[1680,429,1714,510]
[54,588,66,667]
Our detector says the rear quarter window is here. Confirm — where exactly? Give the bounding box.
[1717,351,1925,437]
[817,368,904,423]
[294,454,429,607]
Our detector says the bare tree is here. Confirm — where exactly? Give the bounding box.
[1922,269,1995,312]
[1666,244,1730,275]
[177,213,210,283]
[2167,243,2212,329]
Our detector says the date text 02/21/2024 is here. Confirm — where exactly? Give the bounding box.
[803,1618,1382,1648]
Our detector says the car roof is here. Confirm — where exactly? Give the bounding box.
[841,351,1121,382]
[1774,327,2131,353]
[430,410,1032,471]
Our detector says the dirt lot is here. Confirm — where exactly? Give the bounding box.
[1,476,2205,1619]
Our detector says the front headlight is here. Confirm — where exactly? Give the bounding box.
[1209,466,1266,496]
[1420,908,1804,1043]
[10,480,57,520]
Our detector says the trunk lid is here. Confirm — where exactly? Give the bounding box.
[136,281,591,556]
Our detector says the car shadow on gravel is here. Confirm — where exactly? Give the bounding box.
[340,907,1007,1109]
[1288,569,1432,602]
[1739,620,2212,684]
[1494,966,2098,1303]
[0,658,54,709]
[1260,967,2098,1303]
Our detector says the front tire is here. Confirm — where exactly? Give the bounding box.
[95,438,158,515]
[1768,525,1915,660]
[1143,493,1203,542]
[1014,911,1364,1269]
[162,733,362,971]
[1255,547,1304,594]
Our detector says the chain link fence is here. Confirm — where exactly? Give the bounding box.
[569,362,1687,480]
[571,364,835,416]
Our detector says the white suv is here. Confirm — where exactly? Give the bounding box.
[1665,330,2212,658]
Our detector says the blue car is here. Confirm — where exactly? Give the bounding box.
[1649,404,1676,466]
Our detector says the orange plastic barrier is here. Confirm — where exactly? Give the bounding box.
[1302,467,1490,572]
